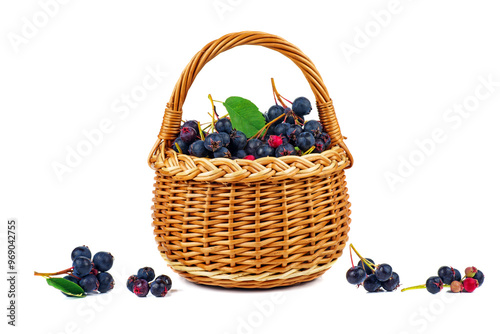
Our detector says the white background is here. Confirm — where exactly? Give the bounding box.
[1,0,499,333]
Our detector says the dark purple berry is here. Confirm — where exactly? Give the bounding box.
[275,143,297,157]
[214,147,231,158]
[438,266,455,285]
[313,139,326,153]
[296,132,315,152]
[133,279,149,297]
[73,256,92,277]
[304,120,323,138]
[173,137,189,154]
[256,144,275,158]
[266,105,285,122]
[180,126,197,144]
[375,264,392,282]
[204,133,224,152]
[137,267,155,282]
[79,274,99,293]
[475,270,484,286]
[381,272,400,291]
[286,125,303,144]
[219,132,230,147]
[274,123,291,137]
[358,258,375,275]
[96,272,114,293]
[127,275,138,292]
[363,274,382,292]
[189,140,209,157]
[71,246,91,261]
[426,276,443,294]
[292,97,312,117]
[318,132,331,148]
[150,280,168,297]
[234,150,247,159]
[181,120,200,135]
[155,275,172,291]
[453,268,462,282]
[229,130,247,151]
[215,118,233,134]
[346,266,366,285]
[245,139,263,156]
[92,252,114,272]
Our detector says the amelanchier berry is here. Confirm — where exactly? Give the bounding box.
[425,276,444,294]
[346,266,366,285]
[403,266,484,294]
[72,256,92,278]
[71,246,91,261]
[93,252,114,272]
[133,279,149,297]
[137,267,155,282]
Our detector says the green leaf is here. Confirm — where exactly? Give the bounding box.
[223,96,266,138]
[46,277,86,298]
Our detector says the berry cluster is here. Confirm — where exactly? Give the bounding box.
[34,245,115,296]
[127,267,172,298]
[171,83,331,160]
[403,266,484,294]
[346,244,400,292]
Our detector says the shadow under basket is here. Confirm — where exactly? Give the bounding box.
[148,31,353,289]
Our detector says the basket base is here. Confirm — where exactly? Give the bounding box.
[161,254,339,289]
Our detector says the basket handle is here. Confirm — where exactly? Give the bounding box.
[150,31,353,167]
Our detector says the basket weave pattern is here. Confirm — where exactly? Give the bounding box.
[149,31,353,288]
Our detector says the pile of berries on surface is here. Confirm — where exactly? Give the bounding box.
[171,79,332,160]
[127,267,172,298]
[345,244,401,292]
[402,266,485,294]
[34,245,115,297]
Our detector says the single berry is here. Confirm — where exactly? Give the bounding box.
[79,274,99,293]
[274,123,291,138]
[438,266,455,285]
[215,118,233,134]
[304,120,323,138]
[219,132,230,147]
[346,266,366,285]
[292,97,312,117]
[93,252,114,272]
[96,272,114,293]
[363,274,382,292]
[463,277,479,293]
[375,263,392,282]
[358,259,375,275]
[234,150,247,159]
[452,268,461,282]
[180,126,197,144]
[425,276,443,294]
[133,279,149,297]
[127,275,138,292]
[173,137,189,154]
[267,135,283,148]
[266,105,285,122]
[137,267,155,282]
[229,130,247,151]
[155,275,172,291]
[189,140,209,157]
[244,155,255,160]
[150,280,168,297]
[381,272,400,291]
[465,266,478,278]
[450,280,464,293]
[71,246,91,261]
[275,143,297,157]
[204,133,224,152]
[313,139,326,153]
[245,138,263,156]
[286,125,303,144]
[296,132,315,152]
[214,147,231,158]
[475,270,484,286]
[318,132,331,148]
[256,144,275,158]
[181,120,200,135]
[72,256,92,277]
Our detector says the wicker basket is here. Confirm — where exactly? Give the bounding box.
[148,31,353,289]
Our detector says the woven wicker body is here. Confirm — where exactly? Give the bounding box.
[148,31,353,288]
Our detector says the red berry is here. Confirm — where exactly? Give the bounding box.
[244,155,255,160]
[463,278,479,292]
[267,135,283,148]
[465,266,478,278]
[450,280,463,293]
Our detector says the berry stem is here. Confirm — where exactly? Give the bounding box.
[302,146,316,155]
[250,113,286,139]
[175,142,183,154]
[34,267,73,277]
[349,244,376,272]
[271,78,288,108]
[349,245,355,268]
[198,122,205,140]
[401,284,450,292]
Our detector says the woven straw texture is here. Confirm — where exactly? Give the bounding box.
[149,31,353,288]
